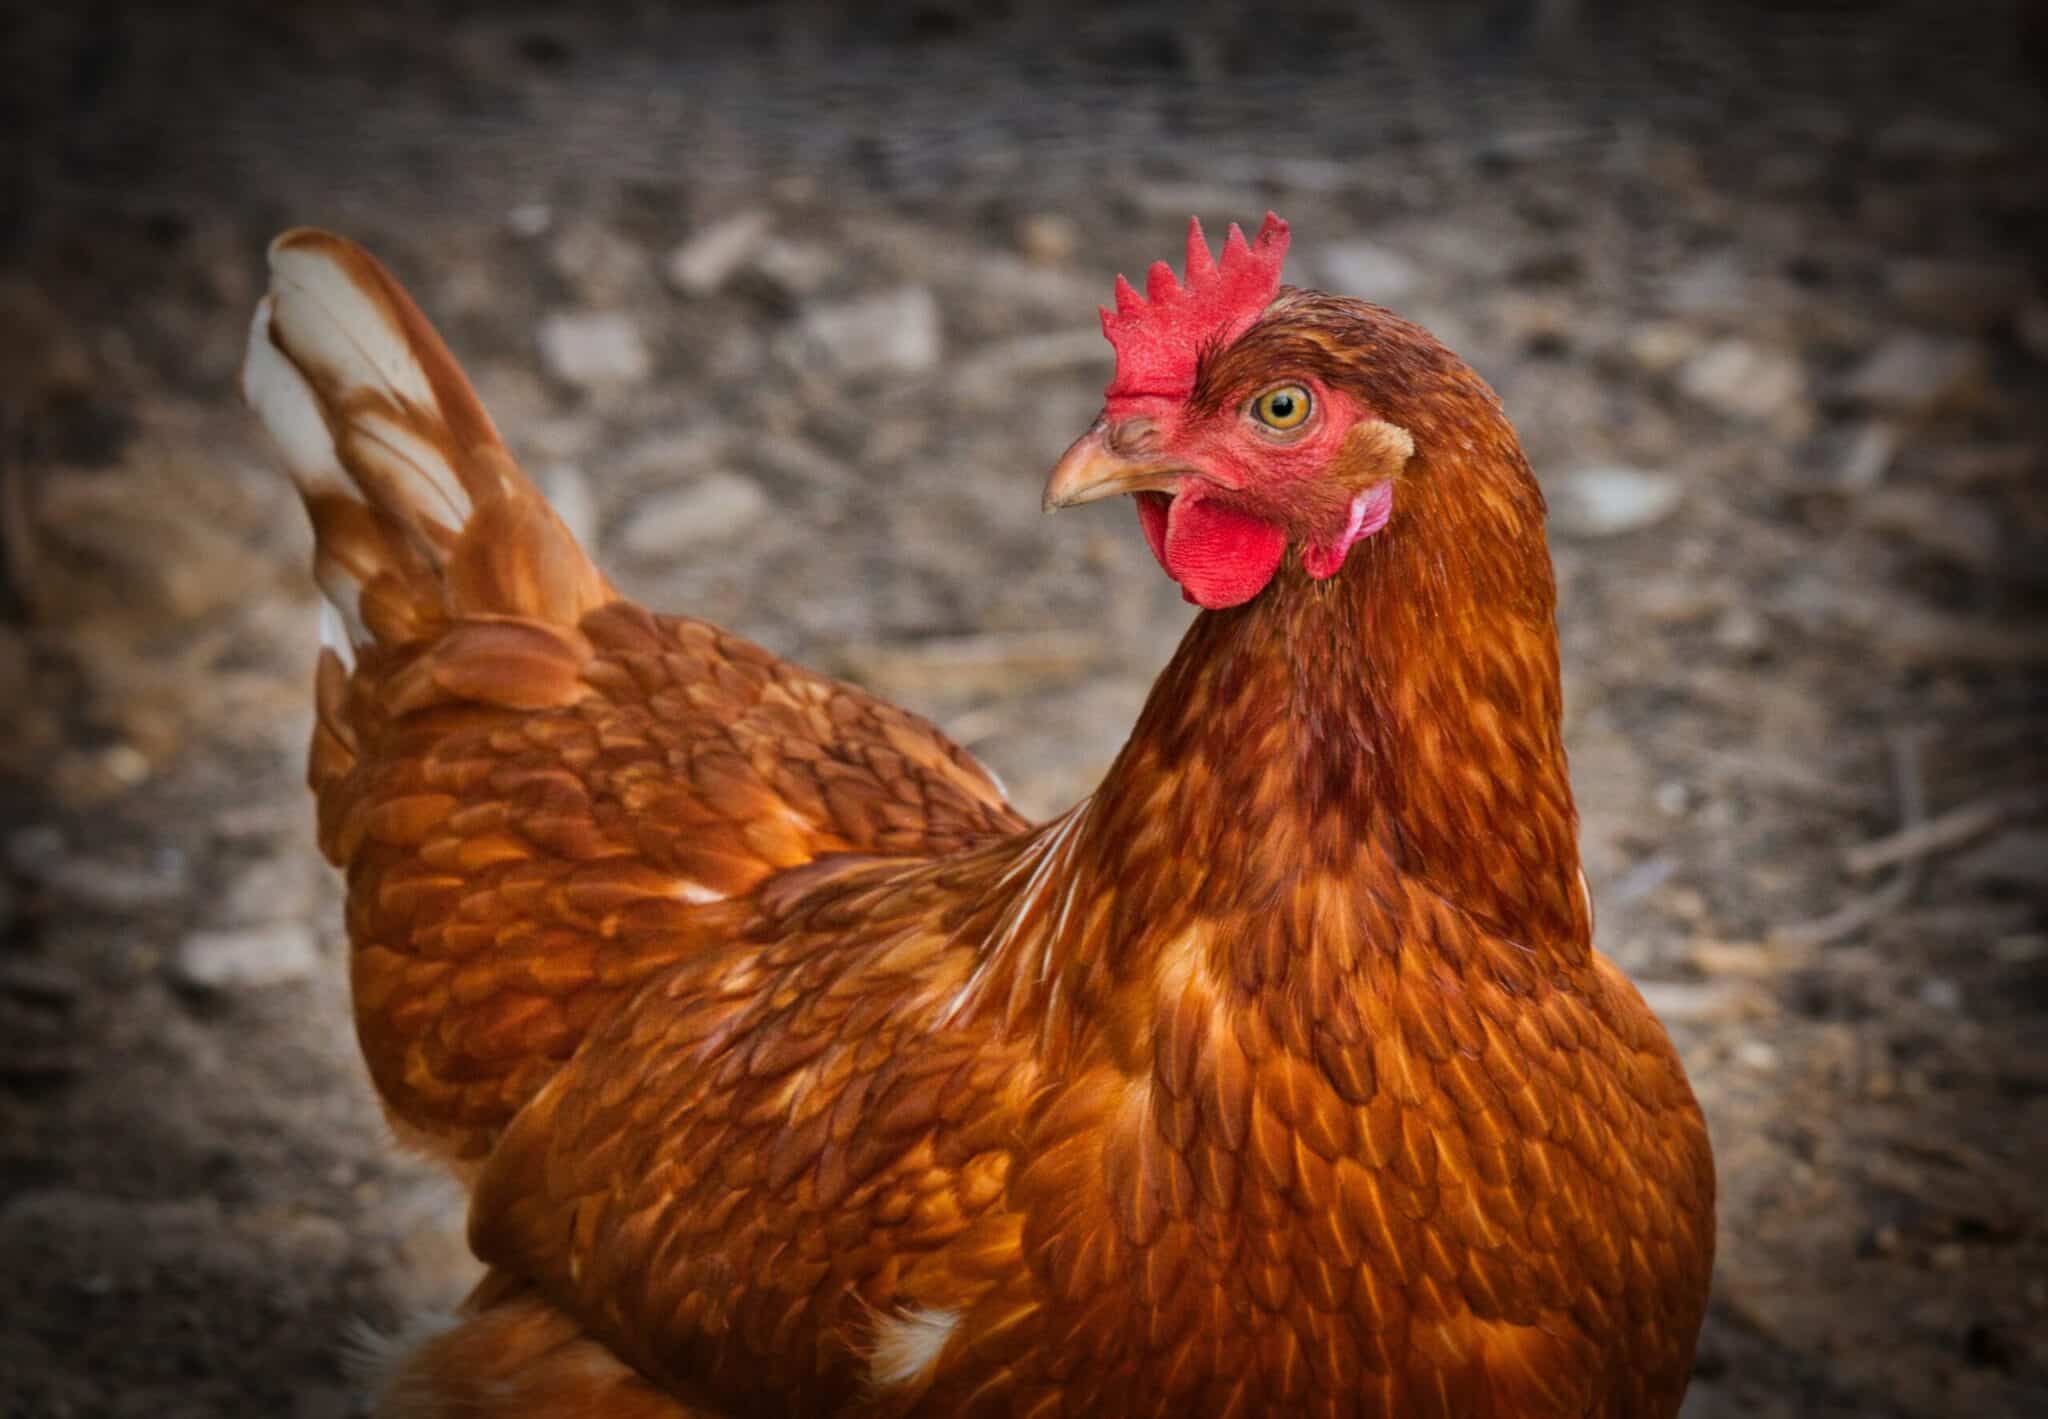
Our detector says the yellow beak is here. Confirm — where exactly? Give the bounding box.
[1041,420,1190,512]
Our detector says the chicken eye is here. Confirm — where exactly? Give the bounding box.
[1252,385,1312,431]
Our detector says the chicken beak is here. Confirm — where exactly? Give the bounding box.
[1042,420,1188,512]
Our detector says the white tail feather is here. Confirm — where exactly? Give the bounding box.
[245,235,476,537]
[243,228,609,654]
[241,295,350,500]
[265,240,440,412]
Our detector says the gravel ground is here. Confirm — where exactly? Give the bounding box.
[2,3,2044,1415]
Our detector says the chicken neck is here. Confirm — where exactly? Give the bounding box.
[1064,432,1589,1009]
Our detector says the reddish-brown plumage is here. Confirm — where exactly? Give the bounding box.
[245,225,1713,1418]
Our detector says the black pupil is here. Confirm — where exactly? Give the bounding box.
[1268,393,1296,419]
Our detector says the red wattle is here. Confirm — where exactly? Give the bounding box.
[1135,491,1171,567]
[1134,491,1286,610]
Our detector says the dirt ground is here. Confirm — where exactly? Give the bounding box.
[2,2,2043,1415]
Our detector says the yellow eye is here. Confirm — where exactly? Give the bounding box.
[1252,384,1312,430]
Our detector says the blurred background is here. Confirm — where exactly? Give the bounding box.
[1,1,2043,1414]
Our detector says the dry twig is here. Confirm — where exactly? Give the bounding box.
[1843,792,2033,877]
[1774,728,1930,948]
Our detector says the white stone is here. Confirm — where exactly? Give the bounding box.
[536,310,651,389]
[752,239,839,298]
[548,221,650,306]
[1553,465,1683,537]
[174,923,320,991]
[666,210,774,296]
[1677,339,1807,423]
[219,853,318,926]
[787,286,942,375]
[1917,978,1963,1012]
[506,202,552,238]
[620,473,770,558]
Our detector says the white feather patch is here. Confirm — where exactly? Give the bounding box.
[267,241,439,412]
[319,600,359,667]
[352,407,473,529]
[241,297,351,499]
[312,556,371,649]
[343,1305,460,1401]
[869,1306,959,1388]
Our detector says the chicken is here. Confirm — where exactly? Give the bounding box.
[242,214,1714,1418]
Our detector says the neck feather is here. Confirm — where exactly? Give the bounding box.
[1068,425,1586,1000]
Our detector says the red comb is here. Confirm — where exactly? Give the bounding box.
[1100,212,1290,401]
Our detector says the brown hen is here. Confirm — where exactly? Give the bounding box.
[243,214,1713,1418]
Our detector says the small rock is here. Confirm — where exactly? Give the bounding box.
[1314,241,1420,305]
[665,210,774,296]
[219,852,319,927]
[619,474,770,558]
[1686,940,1782,977]
[1836,421,1901,491]
[506,202,552,239]
[1015,213,1079,266]
[1635,980,1742,1022]
[1626,320,1703,377]
[1552,465,1683,537]
[536,310,651,389]
[1712,604,1770,658]
[536,463,600,548]
[1734,1038,1779,1071]
[1660,252,1748,318]
[548,220,650,306]
[1677,339,1808,424]
[752,238,840,298]
[99,742,151,788]
[174,923,320,991]
[785,285,942,375]
[1917,977,1963,1012]
[1654,781,1691,818]
[1840,332,1985,417]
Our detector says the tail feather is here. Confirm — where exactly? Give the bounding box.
[242,229,610,654]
